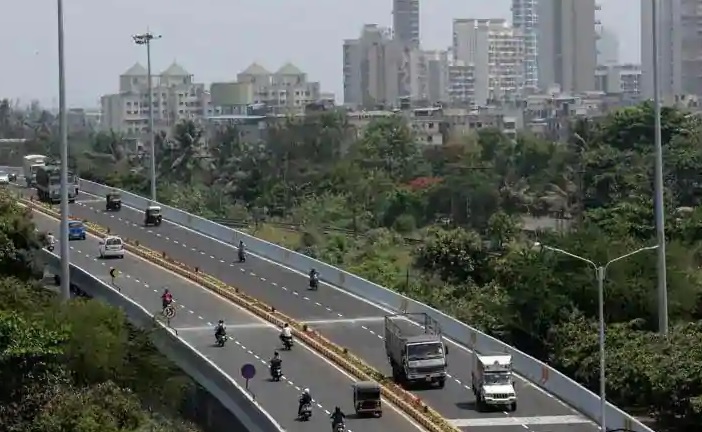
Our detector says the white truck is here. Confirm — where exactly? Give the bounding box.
[471,353,517,412]
[22,154,47,187]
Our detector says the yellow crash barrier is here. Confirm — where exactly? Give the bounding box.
[23,198,460,432]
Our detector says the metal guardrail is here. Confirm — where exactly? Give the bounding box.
[77,178,655,432]
[210,218,424,244]
[39,249,285,432]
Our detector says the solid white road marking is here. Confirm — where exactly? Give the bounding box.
[302,317,385,325]
[450,415,593,427]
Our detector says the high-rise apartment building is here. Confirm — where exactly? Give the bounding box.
[210,62,321,115]
[424,50,450,103]
[393,0,420,46]
[511,0,539,91]
[448,61,476,105]
[537,0,597,93]
[101,62,213,137]
[595,64,641,96]
[453,19,525,105]
[343,24,432,107]
[343,25,401,107]
[597,26,620,65]
[641,0,702,101]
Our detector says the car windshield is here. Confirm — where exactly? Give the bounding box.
[484,372,511,386]
[69,222,82,228]
[407,342,444,360]
[106,238,122,246]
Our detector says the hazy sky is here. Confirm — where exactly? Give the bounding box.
[3,0,639,108]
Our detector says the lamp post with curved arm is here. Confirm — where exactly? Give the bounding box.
[534,242,659,432]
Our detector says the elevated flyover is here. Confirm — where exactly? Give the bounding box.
[16,182,606,432]
[29,206,423,432]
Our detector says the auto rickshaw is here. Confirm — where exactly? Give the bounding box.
[144,205,162,226]
[105,192,122,211]
[352,381,382,417]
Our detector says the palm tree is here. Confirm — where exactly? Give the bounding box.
[165,120,215,184]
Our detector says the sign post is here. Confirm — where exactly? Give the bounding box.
[241,363,256,394]
[163,304,176,327]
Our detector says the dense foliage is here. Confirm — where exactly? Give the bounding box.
[0,183,201,430]
[5,98,702,429]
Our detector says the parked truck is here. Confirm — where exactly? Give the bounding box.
[35,165,77,204]
[22,154,47,187]
[384,312,448,388]
[471,353,517,412]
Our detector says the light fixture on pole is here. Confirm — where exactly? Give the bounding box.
[57,0,70,301]
[651,0,669,336]
[132,31,161,203]
[534,242,659,432]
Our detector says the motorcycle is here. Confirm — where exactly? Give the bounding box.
[216,333,227,347]
[162,299,173,311]
[281,335,293,350]
[238,248,246,263]
[298,403,312,421]
[309,275,319,290]
[333,422,346,432]
[47,244,55,252]
[270,366,282,381]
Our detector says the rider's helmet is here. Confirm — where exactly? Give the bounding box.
[273,351,279,358]
[303,388,310,395]
[284,323,289,328]
[164,288,170,294]
[218,319,224,325]
[239,240,244,245]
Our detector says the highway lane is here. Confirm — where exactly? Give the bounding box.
[24,187,599,432]
[30,209,421,432]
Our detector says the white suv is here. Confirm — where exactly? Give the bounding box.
[99,236,125,259]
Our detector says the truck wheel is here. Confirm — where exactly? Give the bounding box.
[437,379,446,389]
[510,402,517,412]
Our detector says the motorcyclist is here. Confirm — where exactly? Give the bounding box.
[330,406,346,430]
[238,240,246,260]
[298,388,312,416]
[279,323,292,346]
[46,232,56,248]
[270,351,282,374]
[309,268,319,288]
[214,320,226,339]
[161,288,173,310]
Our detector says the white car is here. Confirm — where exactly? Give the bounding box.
[0,173,9,185]
[99,236,125,259]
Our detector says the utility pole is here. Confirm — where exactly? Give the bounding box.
[651,0,668,335]
[57,0,70,301]
[132,31,161,202]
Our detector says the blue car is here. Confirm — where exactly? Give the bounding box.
[68,220,86,240]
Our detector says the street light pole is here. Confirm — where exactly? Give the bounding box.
[651,0,669,336]
[132,31,161,203]
[535,243,659,432]
[57,0,70,301]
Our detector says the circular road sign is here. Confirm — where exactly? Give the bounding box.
[163,305,176,319]
[241,363,256,380]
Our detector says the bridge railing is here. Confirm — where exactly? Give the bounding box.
[78,179,655,432]
[40,248,284,432]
